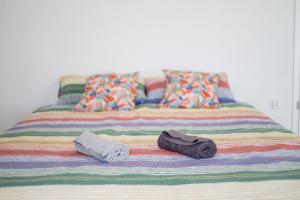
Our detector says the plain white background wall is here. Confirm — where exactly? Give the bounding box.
[0,0,296,132]
[293,0,300,134]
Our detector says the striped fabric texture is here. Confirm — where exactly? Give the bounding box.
[58,75,147,105]
[2,182,300,200]
[0,102,300,199]
[217,73,236,103]
[58,75,86,105]
[144,77,167,104]
[145,73,236,104]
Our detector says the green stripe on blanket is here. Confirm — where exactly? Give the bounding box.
[1,170,300,187]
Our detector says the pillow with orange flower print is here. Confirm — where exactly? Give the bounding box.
[160,69,220,109]
[74,72,139,112]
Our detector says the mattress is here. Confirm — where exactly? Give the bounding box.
[1,102,300,200]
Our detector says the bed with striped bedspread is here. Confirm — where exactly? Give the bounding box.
[1,103,300,199]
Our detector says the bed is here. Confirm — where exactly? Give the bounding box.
[1,102,300,199]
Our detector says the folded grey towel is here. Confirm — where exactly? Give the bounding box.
[74,131,129,162]
[157,130,217,159]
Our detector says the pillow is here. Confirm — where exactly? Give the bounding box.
[58,75,146,105]
[145,73,236,104]
[58,75,86,105]
[144,77,166,104]
[160,70,220,109]
[74,72,139,112]
[217,73,236,103]
[135,79,147,105]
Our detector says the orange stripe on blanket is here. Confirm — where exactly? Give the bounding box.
[1,144,300,157]
[130,144,300,155]
[0,150,81,157]
[219,144,300,153]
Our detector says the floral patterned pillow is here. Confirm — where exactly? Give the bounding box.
[74,72,139,112]
[160,69,220,109]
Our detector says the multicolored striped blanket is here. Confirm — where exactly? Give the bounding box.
[1,103,300,199]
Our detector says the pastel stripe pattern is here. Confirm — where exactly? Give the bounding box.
[218,73,236,103]
[144,77,166,103]
[58,75,87,105]
[1,102,300,199]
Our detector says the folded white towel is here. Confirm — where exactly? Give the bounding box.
[74,131,129,162]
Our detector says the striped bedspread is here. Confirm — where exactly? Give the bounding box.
[1,103,300,200]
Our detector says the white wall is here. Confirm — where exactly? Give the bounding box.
[293,0,300,134]
[0,0,296,132]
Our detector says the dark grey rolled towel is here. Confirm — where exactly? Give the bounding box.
[157,130,217,159]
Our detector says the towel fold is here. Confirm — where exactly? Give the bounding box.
[157,130,217,159]
[74,131,129,162]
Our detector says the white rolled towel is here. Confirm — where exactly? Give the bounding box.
[74,131,129,162]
